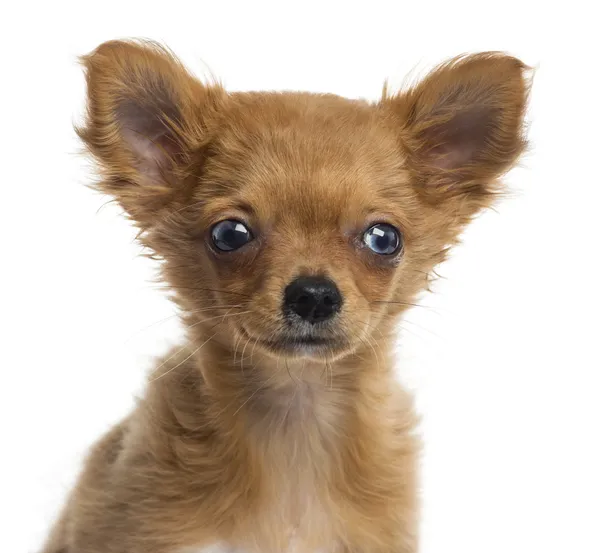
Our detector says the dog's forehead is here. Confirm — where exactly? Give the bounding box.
[206,92,408,225]
[226,90,377,127]
[218,91,399,163]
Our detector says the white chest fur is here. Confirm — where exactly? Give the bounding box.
[177,384,345,553]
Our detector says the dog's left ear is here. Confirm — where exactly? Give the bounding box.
[384,53,531,209]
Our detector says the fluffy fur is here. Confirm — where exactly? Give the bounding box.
[42,40,530,553]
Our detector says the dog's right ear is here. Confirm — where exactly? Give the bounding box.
[77,40,225,224]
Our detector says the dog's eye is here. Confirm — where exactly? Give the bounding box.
[363,223,402,255]
[211,220,253,252]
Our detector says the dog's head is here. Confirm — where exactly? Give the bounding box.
[79,41,529,364]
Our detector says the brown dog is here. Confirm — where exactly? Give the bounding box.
[42,40,530,553]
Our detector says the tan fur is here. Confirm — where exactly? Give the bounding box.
[42,40,530,553]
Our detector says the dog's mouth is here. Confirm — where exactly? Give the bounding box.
[262,335,332,351]
[239,326,345,357]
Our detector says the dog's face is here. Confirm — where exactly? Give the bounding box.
[190,94,420,360]
[80,41,529,363]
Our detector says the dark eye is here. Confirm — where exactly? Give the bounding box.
[363,223,402,255]
[211,220,253,252]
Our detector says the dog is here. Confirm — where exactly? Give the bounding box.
[42,40,530,553]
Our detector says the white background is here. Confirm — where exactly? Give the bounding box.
[1,2,599,552]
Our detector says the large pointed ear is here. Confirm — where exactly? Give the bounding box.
[77,40,224,224]
[384,53,531,208]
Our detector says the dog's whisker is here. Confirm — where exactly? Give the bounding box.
[370,299,430,309]
[250,334,262,363]
[148,331,218,383]
[187,309,251,330]
[232,332,244,374]
[349,321,384,375]
[148,310,240,378]
[366,335,383,375]
[124,311,181,343]
[187,304,244,313]
[284,358,297,386]
[397,317,441,339]
[148,343,192,377]
[354,318,388,343]
[281,361,305,428]
[239,333,253,375]
[126,305,243,342]
[232,370,280,417]
[162,285,252,299]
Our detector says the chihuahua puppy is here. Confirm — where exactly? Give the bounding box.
[43,40,529,553]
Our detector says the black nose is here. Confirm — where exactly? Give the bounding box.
[284,276,342,324]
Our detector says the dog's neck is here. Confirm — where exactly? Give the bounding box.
[189,329,396,438]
